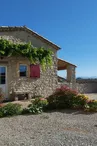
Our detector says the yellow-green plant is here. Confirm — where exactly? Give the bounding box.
[85,100,97,112]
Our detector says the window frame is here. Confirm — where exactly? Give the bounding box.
[19,64,28,77]
[0,66,6,85]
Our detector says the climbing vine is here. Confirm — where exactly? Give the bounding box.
[0,39,53,69]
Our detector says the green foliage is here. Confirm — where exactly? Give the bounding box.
[0,39,53,69]
[25,97,48,114]
[32,97,48,108]
[0,98,48,117]
[0,103,22,117]
[71,94,88,109]
[28,104,43,114]
[47,86,78,109]
[47,86,88,110]
[0,110,3,117]
[85,100,97,112]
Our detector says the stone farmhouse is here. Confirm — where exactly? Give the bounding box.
[0,26,76,100]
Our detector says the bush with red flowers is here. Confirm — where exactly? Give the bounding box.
[47,86,88,110]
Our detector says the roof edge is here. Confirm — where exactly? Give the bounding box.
[58,58,77,67]
[0,26,61,51]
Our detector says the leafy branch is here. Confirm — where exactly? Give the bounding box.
[0,39,53,70]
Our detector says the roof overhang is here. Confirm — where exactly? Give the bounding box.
[58,58,77,70]
[0,26,61,51]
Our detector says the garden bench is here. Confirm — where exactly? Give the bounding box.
[14,91,32,101]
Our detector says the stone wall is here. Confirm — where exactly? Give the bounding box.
[57,79,97,94]
[0,29,77,99]
[0,30,58,98]
[0,56,57,99]
[57,82,73,89]
[76,79,97,93]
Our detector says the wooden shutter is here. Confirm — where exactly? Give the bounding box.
[30,64,40,78]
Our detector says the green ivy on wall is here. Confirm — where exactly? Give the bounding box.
[0,39,53,69]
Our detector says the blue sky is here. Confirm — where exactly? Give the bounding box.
[0,0,97,78]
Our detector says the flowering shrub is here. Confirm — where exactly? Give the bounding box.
[71,94,89,109]
[85,100,97,112]
[47,86,78,109]
[22,97,48,114]
[32,97,48,108]
[47,86,88,110]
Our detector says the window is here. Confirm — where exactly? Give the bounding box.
[19,65,27,77]
[0,67,6,84]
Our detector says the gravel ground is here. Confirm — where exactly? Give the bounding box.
[0,110,97,146]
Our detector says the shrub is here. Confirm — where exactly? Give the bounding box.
[0,109,3,117]
[27,97,48,114]
[0,103,22,117]
[32,97,48,108]
[28,104,43,114]
[85,100,97,112]
[47,86,78,109]
[71,94,89,109]
[47,86,88,110]
[20,97,49,115]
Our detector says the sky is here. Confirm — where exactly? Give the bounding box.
[0,0,97,78]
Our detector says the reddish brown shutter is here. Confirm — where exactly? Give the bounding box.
[30,64,40,78]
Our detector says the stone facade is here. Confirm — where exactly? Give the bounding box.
[0,27,76,99]
[0,30,58,99]
[0,56,58,98]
